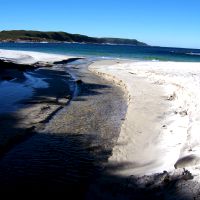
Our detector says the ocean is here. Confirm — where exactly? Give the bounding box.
[0,42,200,62]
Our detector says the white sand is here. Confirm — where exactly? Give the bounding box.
[89,60,200,179]
[0,49,75,64]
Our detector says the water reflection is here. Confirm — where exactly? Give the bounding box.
[24,72,49,89]
[0,72,49,113]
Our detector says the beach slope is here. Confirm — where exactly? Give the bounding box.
[89,60,200,180]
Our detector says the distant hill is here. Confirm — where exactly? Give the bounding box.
[0,30,148,46]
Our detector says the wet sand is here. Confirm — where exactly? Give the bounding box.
[0,65,75,155]
[0,58,127,196]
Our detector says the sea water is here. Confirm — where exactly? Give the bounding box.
[0,42,200,62]
[1,42,200,113]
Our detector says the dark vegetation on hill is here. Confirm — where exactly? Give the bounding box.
[0,30,147,46]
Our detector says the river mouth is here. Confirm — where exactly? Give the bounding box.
[0,58,127,195]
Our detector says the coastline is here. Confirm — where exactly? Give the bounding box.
[1,49,200,197]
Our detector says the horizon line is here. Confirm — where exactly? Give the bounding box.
[1,29,200,50]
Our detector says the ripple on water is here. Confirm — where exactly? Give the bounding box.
[0,72,49,114]
[0,81,33,113]
[0,133,100,192]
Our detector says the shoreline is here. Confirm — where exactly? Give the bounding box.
[1,49,200,175]
[1,49,200,197]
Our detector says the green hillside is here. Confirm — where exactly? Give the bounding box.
[0,30,147,46]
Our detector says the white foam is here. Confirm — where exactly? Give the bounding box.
[186,52,200,56]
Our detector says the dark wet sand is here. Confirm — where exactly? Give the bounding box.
[0,65,74,155]
[0,59,127,196]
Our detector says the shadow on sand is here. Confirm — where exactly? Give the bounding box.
[0,67,198,199]
[0,125,197,199]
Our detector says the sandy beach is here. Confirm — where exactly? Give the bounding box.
[89,59,200,198]
[0,49,75,64]
[1,49,200,198]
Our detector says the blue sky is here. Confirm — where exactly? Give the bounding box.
[0,0,199,48]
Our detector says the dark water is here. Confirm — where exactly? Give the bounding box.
[1,42,200,62]
[0,72,49,113]
[0,133,98,193]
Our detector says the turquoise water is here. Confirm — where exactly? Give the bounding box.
[0,42,200,62]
